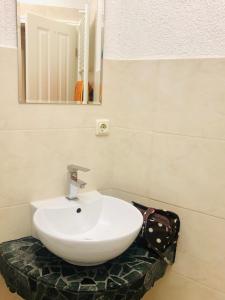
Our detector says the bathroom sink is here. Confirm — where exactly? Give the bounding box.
[32,191,143,266]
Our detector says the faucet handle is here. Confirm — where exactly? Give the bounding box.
[67,164,90,174]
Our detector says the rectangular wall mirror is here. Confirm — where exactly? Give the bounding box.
[16,0,104,105]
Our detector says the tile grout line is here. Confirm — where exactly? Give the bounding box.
[0,127,95,133]
[112,126,225,143]
[171,270,225,296]
[109,187,225,222]
[1,126,225,143]
[0,203,30,210]
[104,57,225,62]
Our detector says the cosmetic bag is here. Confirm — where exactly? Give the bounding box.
[133,202,180,264]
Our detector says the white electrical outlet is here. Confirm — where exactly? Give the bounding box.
[96,119,110,136]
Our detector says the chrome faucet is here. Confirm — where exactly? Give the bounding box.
[66,164,90,200]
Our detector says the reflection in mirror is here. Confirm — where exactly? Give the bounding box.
[17,0,104,104]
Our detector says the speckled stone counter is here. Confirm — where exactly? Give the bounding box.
[0,237,176,300]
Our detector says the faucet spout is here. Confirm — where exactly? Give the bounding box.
[66,164,90,200]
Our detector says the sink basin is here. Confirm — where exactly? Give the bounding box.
[32,191,143,266]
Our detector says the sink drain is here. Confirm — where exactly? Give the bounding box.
[76,208,82,213]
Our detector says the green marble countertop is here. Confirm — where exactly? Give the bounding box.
[0,237,176,300]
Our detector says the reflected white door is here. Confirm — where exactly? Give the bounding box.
[83,4,90,104]
[26,13,77,103]
[77,5,90,104]
[94,0,104,103]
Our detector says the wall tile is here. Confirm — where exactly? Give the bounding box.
[152,59,225,140]
[111,128,153,196]
[0,205,31,243]
[111,128,225,219]
[103,60,157,130]
[144,271,225,300]
[104,58,225,142]
[149,132,225,218]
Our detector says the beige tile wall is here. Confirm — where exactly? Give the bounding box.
[1,48,225,300]
[0,46,113,243]
[102,59,225,299]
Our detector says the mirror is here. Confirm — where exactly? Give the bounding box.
[16,0,104,104]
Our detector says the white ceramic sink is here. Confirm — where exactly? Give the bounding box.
[32,191,143,266]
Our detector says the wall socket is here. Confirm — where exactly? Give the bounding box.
[96,119,110,136]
